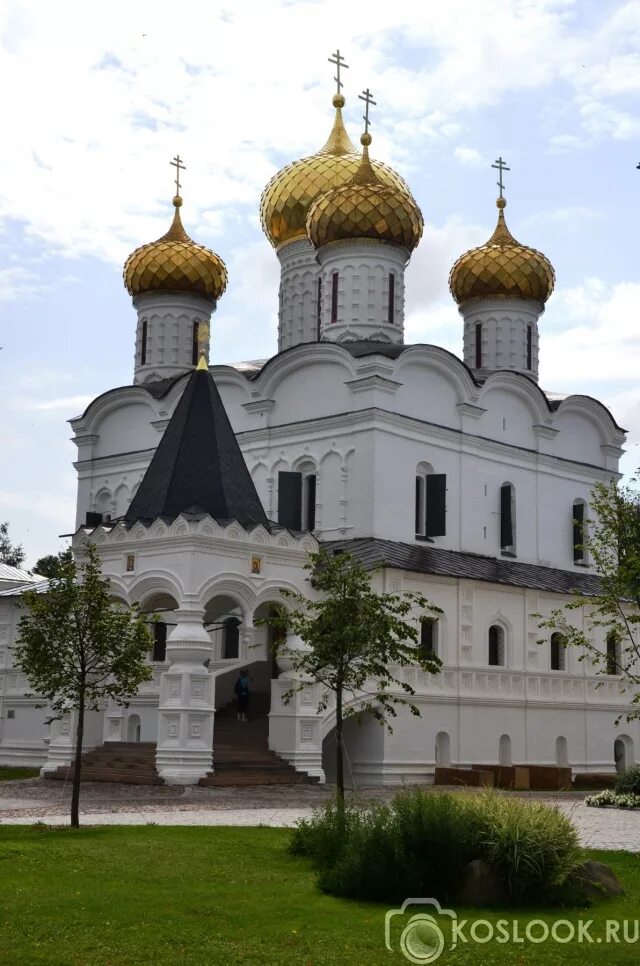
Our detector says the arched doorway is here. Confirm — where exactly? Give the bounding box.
[615,735,634,774]
[140,592,179,664]
[127,714,141,742]
[499,734,512,766]
[435,731,451,767]
[556,736,568,766]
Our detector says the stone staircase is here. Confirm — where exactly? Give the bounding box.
[200,692,317,787]
[48,694,317,787]
[48,742,162,785]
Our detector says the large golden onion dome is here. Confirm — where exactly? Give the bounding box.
[123,195,228,301]
[260,94,412,249]
[306,133,423,251]
[449,198,554,305]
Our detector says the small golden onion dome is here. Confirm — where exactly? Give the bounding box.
[449,198,555,305]
[123,195,228,301]
[306,133,424,251]
[260,94,412,249]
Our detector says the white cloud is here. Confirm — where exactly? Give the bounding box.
[454,147,484,166]
[24,395,94,413]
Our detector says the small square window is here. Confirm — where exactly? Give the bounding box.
[7,709,15,720]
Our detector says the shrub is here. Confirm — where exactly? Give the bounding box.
[290,789,582,905]
[614,765,640,796]
[464,793,581,900]
[586,789,640,809]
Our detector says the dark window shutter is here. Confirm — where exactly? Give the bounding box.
[415,477,422,534]
[153,622,167,662]
[573,502,585,561]
[331,272,339,323]
[526,325,532,370]
[223,618,240,660]
[475,322,482,368]
[141,320,148,366]
[191,321,199,365]
[388,273,395,324]
[420,619,435,654]
[316,277,322,338]
[489,625,502,666]
[425,474,446,537]
[305,475,316,530]
[278,471,302,530]
[500,484,513,548]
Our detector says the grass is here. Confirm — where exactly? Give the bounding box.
[0,766,39,780]
[0,825,638,965]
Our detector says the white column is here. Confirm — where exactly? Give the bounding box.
[277,238,320,351]
[155,607,214,785]
[317,240,407,344]
[460,296,543,381]
[132,292,215,385]
[268,634,325,782]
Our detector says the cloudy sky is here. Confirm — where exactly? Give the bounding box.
[1,0,640,567]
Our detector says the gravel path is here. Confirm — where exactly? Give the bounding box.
[0,779,637,850]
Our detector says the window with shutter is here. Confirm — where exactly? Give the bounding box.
[489,625,505,666]
[606,631,621,675]
[500,483,515,551]
[191,321,199,365]
[304,474,317,530]
[277,471,302,530]
[223,617,240,660]
[316,277,322,338]
[526,324,532,370]
[475,322,482,368]
[425,474,447,537]
[388,273,395,324]
[140,320,148,366]
[550,632,566,671]
[152,622,167,662]
[331,272,339,323]
[420,618,438,658]
[573,500,586,562]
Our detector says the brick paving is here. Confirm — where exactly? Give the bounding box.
[0,778,637,849]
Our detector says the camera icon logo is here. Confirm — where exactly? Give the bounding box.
[384,898,457,964]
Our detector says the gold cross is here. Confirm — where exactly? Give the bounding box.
[170,154,186,196]
[492,156,510,198]
[358,88,376,134]
[328,49,349,95]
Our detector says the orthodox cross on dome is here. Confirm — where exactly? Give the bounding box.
[328,49,349,95]
[170,154,186,196]
[358,87,377,134]
[492,156,510,198]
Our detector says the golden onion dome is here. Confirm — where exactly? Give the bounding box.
[449,198,555,305]
[260,94,412,249]
[123,195,228,302]
[306,133,423,251]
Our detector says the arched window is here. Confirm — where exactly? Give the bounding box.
[415,464,447,539]
[152,621,167,662]
[435,731,450,766]
[316,277,322,338]
[419,618,438,659]
[388,273,395,324]
[475,322,482,368]
[140,320,148,366]
[500,483,516,554]
[303,472,317,530]
[606,630,621,676]
[278,465,317,531]
[572,499,587,563]
[191,320,199,365]
[331,272,339,324]
[550,632,566,671]
[223,617,241,660]
[488,624,505,666]
[526,324,532,371]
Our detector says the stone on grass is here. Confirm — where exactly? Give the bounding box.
[456,859,506,907]
[570,860,624,900]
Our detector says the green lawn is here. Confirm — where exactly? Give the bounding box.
[0,766,39,781]
[0,825,638,965]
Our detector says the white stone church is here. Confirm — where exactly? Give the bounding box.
[0,81,637,786]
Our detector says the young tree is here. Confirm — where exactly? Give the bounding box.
[539,474,640,720]
[15,544,153,827]
[0,522,25,569]
[261,549,442,804]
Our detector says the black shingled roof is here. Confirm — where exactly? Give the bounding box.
[321,538,603,596]
[125,367,269,529]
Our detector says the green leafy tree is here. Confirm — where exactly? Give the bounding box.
[0,522,25,569]
[15,544,153,827]
[538,474,640,720]
[33,549,73,579]
[260,550,442,804]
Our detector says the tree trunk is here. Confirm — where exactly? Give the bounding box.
[71,687,85,828]
[335,686,344,807]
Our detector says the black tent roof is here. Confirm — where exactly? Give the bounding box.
[125,366,269,529]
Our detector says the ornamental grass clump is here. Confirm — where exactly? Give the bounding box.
[291,789,582,905]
